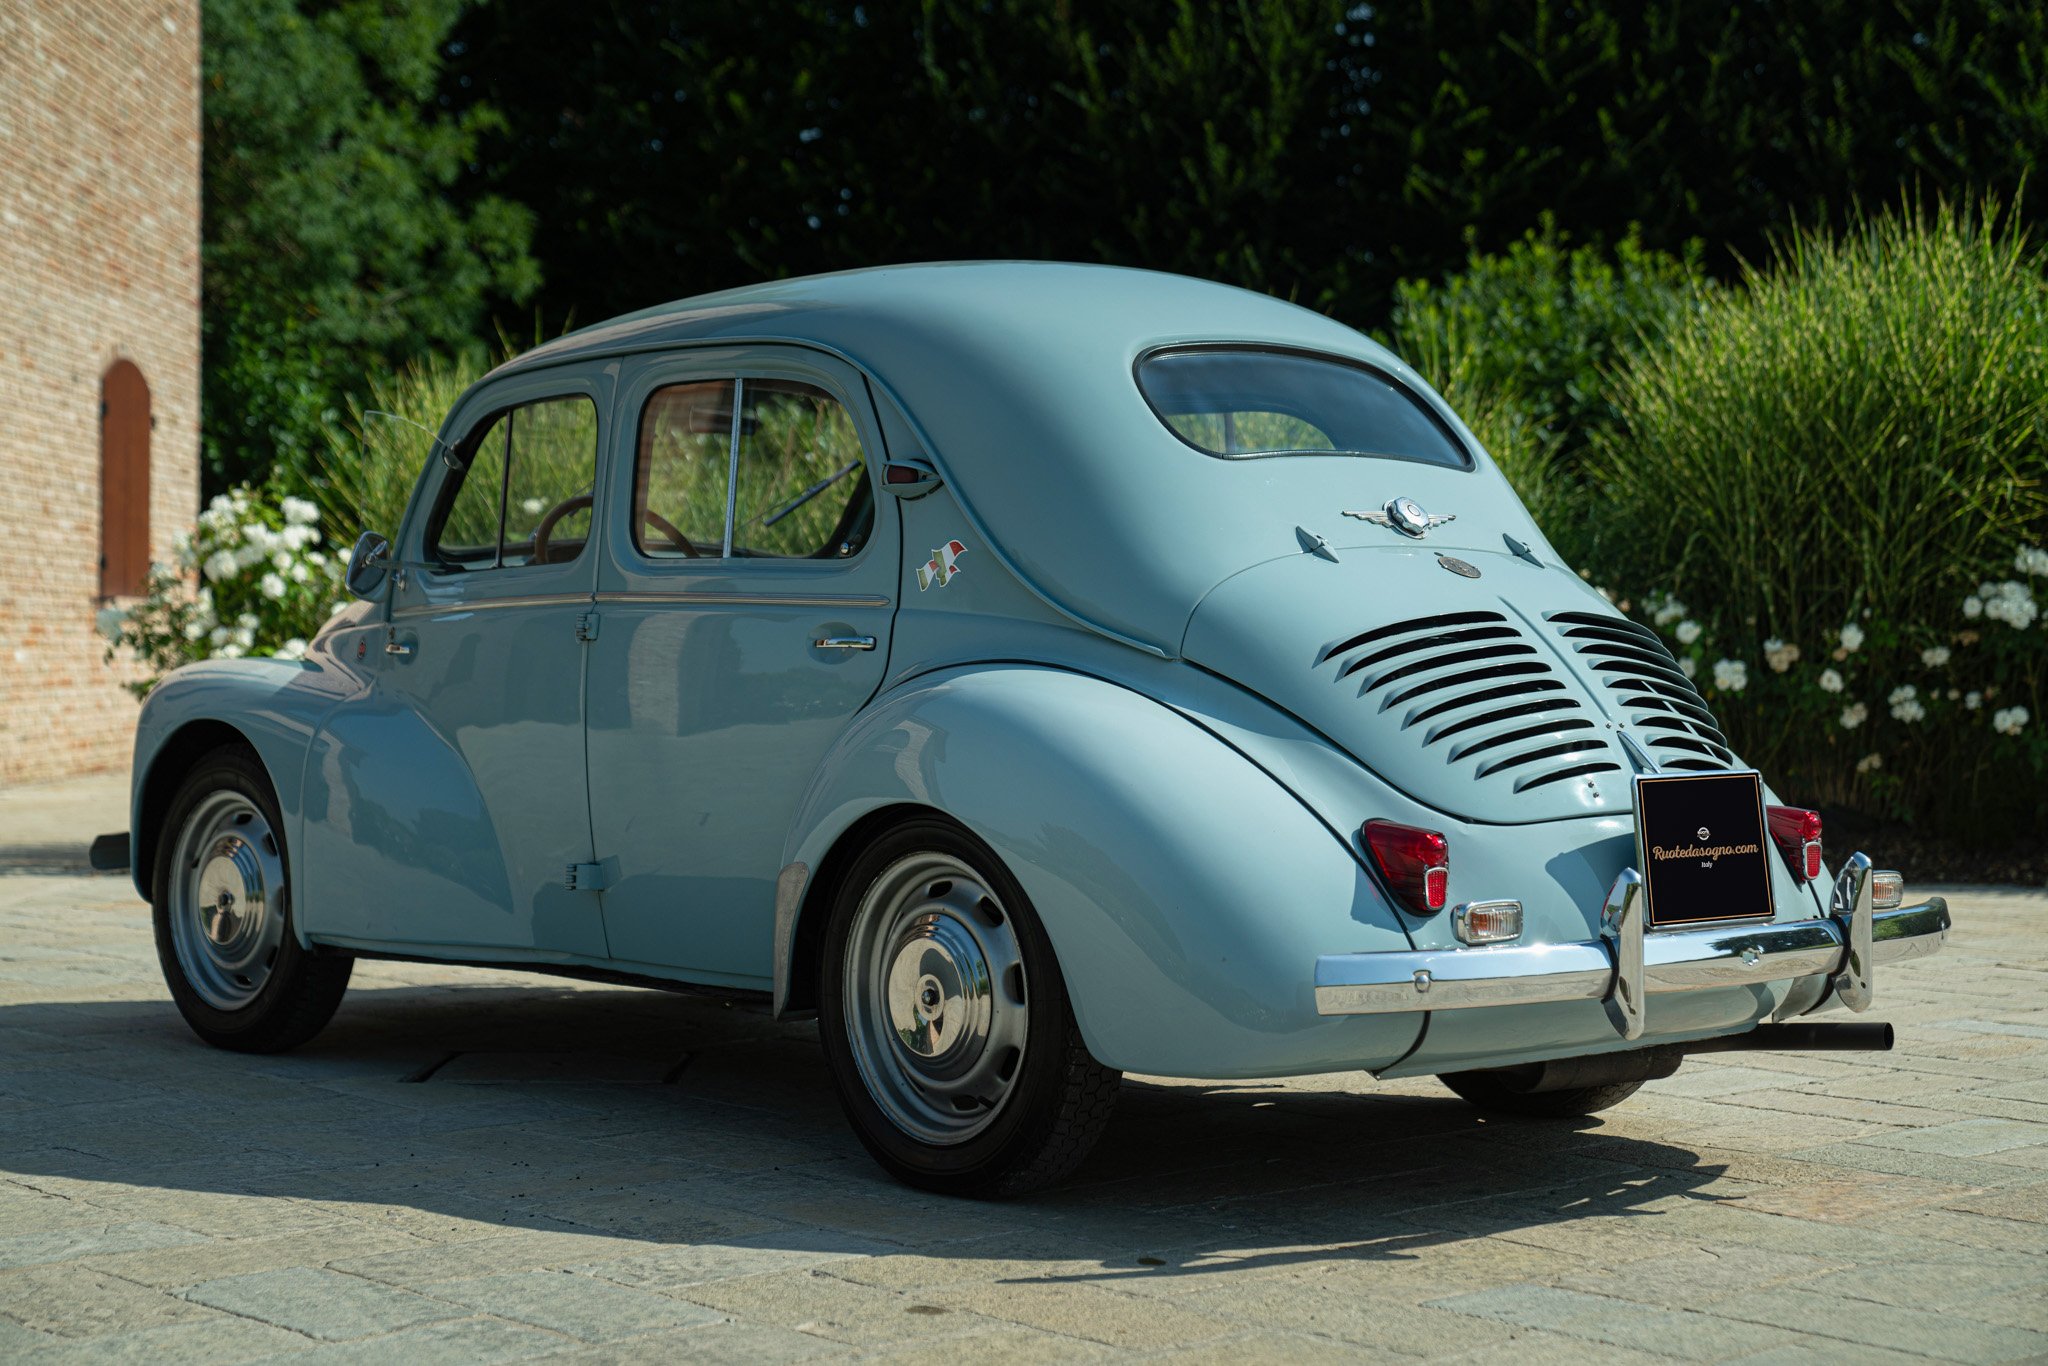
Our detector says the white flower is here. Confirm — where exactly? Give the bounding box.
[1838,622,1865,652]
[1888,686,1925,723]
[1965,691,1983,711]
[281,496,320,526]
[1712,659,1749,692]
[307,551,328,568]
[1920,646,1951,668]
[259,572,287,600]
[290,561,311,583]
[94,605,127,641]
[232,627,255,650]
[203,550,238,581]
[1993,706,2031,737]
[272,551,292,572]
[2017,545,2048,577]
[329,601,350,618]
[282,523,317,550]
[218,642,245,659]
[237,612,258,629]
[275,638,308,661]
[207,493,236,517]
[1818,668,1845,693]
[1763,638,1799,672]
[1855,752,1883,775]
[1964,595,1983,619]
[1946,688,1960,700]
[1652,598,1688,627]
[1678,656,1697,679]
[182,619,208,641]
[1839,702,1869,730]
[1674,620,1702,645]
[1981,580,2038,630]
[521,497,545,515]
[208,625,230,647]
[171,530,196,569]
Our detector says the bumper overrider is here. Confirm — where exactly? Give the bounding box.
[1315,854,1950,1040]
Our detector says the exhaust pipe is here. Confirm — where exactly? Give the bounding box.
[1683,1022,1894,1054]
[1467,1022,1893,1095]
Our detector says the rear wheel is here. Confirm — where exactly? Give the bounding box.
[818,818,1119,1196]
[153,747,352,1053]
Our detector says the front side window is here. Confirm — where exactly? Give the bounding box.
[1136,347,1471,469]
[429,394,599,570]
[633,375,872,560]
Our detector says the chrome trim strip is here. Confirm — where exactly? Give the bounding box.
[392,593,594,617]
[1314,891,1949,1018]
[593,590,891,609]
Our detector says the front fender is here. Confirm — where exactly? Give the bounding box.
[129,650,369,912]
[778,665,1422,1078]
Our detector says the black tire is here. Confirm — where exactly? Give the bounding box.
[817,817,1120,1197]
[1438,1070,1645,1119]
[152,746,352,1053]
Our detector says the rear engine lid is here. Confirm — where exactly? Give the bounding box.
[1181,545,1740,824]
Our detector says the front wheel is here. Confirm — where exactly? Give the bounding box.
[153,747,352,1053]
[818,819,1120,1196]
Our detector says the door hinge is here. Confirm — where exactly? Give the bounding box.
[575,610,600,642]
[565,861,607,892]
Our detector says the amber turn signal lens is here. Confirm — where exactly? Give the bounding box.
[1871,869,1905,910]
[1766,805,1824,882]
[1363,819,1449,915]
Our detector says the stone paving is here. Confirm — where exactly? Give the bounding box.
[2,787,2046,1361]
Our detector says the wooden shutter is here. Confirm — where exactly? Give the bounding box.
[100,360,151,598]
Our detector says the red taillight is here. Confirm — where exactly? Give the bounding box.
[1364,819,1449,914]
[1767,805,1823,882]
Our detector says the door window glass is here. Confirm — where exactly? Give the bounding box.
[503,399,599,566]
[731,379,873,559]
[428,395,599,571]
[634,380,735,559]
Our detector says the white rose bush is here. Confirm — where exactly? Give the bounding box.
[99,485,346,698]
[1623,541,2045,827]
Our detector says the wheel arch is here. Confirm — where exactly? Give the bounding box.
[132,718,264,901]
[774,664,1422,1079]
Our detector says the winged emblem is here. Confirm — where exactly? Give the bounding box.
[1342,496,1456,538]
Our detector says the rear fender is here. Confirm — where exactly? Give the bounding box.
[776,665,1421,1078]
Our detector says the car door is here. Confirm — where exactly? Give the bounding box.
[584,346,898,983]
[300,370,611,959]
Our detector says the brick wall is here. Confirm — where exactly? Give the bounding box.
[0,0,201,785]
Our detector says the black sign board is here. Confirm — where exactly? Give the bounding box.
[1633,771,1772,928]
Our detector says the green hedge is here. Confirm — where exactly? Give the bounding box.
[1400,198,2047,839]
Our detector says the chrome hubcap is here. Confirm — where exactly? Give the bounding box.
[169,792,285,1011]
[844,853,1028,1144]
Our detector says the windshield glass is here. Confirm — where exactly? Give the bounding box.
[1136,347,1471,469]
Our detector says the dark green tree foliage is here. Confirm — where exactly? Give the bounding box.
[203,0,538,488]
[437,0,2047,333]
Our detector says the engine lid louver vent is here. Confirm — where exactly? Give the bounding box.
[1319,610,1623,795]
[1545,611,1737,771]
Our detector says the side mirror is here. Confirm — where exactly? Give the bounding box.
[345,531,392,600]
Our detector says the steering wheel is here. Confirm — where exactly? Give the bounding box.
[530,494,700,562]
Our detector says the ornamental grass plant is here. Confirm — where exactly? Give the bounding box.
[1585,196,2048,834]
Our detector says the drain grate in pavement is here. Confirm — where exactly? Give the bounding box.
[400,1052,690,1084]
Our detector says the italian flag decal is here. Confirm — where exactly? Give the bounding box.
[917,540,969,591]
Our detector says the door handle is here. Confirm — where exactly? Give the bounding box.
[813,635,877,651]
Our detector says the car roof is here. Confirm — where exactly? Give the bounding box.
[487,262,1522,657]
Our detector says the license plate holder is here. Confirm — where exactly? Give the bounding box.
[1633,771,1772,928]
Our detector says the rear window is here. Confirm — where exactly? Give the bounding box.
[1136,347,1471,469]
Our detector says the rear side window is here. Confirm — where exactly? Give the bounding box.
[430,395,599,570]
[1136,347,1471,469]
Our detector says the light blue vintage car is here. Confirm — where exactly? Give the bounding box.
[127,263,1950,1195]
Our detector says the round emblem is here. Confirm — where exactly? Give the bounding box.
[1388,497,1431,537]
[1437,555,1481,579]
[1697,826,1711,840]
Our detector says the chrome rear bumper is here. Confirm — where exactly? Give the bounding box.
[1314,853,1949,1040]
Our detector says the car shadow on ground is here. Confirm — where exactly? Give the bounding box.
[0,980,1733,1278]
